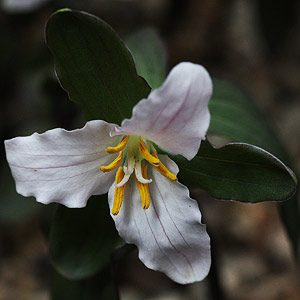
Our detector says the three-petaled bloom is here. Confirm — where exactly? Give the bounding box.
[5,62,212,284]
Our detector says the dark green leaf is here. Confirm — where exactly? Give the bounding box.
[125,28,166,89]
[0,163,42,224]
[46,9,151,124]
[48,195,119,280]
[208,79,300,255]
[51,265,119,300]
[208,79,287,161]
[171,140,296,203]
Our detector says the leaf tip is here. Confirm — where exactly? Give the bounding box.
[45,8,72,30]
[55,8,72,14]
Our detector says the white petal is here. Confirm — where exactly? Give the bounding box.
[108,155,211,284]
[112,62,212,160]
[5,120,120,208]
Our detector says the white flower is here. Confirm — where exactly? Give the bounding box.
[5,62,212,284]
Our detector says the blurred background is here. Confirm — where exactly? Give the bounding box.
[0,0,300,299]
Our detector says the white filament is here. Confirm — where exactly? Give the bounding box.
[115,166,133,188]
[135,161,152,184]
[115,157,152,187]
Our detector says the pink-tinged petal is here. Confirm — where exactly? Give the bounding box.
[5,120,120,208]
[112,62,212,160]
[108,155,211,284]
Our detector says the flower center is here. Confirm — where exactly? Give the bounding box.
[100,135,176,215]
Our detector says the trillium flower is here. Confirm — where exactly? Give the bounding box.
[5,62,212,284]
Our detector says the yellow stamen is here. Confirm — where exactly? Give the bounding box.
[106,136,129,154]
[135,164,150,209]
[139,139,160,167]
[100,151,123,173]
[152,150,177,181]
[112,167,126,215]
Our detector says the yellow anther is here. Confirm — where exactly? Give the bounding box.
[139,139,160,167]
[100,151,123,173]
[112,167,126,215]
[106,136,129,154]
[135,164,150,209]
[152,150,177,181]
